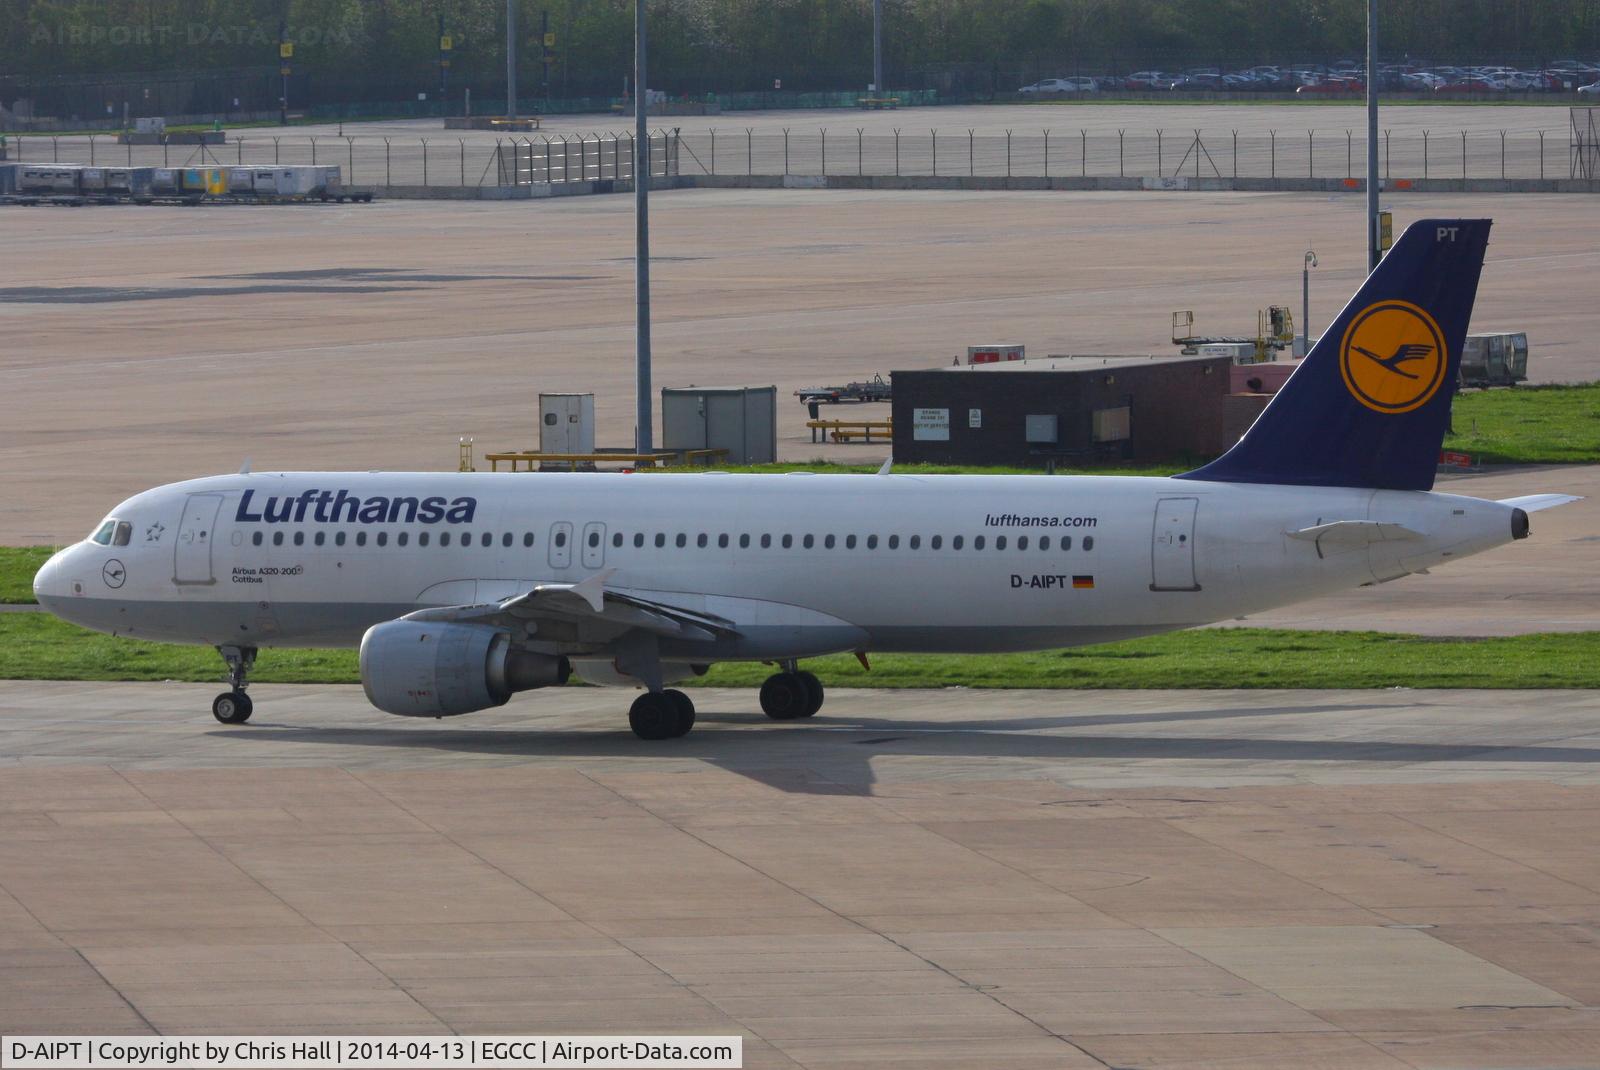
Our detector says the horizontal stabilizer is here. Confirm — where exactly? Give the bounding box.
[1496,494,1582,513]
[1287,520,1425,547]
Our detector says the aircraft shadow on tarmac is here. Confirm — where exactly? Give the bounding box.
[210,701,1600,796]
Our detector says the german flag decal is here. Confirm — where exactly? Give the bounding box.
[1072,575,1095,589]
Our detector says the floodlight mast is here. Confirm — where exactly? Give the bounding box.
[506,0,517,120]
[635,0,653,453]
[1366,0,1380,272]
[873,0,883,92]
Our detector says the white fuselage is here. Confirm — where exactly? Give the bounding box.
[34,471,1522,665]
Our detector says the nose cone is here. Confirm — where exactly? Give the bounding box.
[32,548,73,614]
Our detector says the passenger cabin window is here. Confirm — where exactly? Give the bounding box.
[397,532,409,547]
[590,532,601,548]
[846,535,857,549]
[314,532,326,546]
[953,535,964,550]
[613,533,624,548]
[698,534,709,548]
[888,535,900,549]
[931,535,941,550]
[1061,536,1072,550]
[761,534,772,549]
[91,521,116,545]
[524,532,535,547]
[718,534,730,548]
[554,531,567,548]
[335,532,346,547]
[634,533,645,548]
[356,532,367,546]
[867,535,878,549]
[676,534,687,548]
[503,533,514,548]
[802,535,814,549]
[974,536,986,550]
[252,532,263,546]
[909,535,920,550]
[824,534,835,549]
[273,532,284,546]
[739,534,750,548]
[996,536,1007,550]
[376,532,388,547]
[781,534,793,549]
[1017,536,1028,550]
[481,533,492,547]
[418,532,428,547]
[1083,536,1095,551]
[1040,536,1051,550]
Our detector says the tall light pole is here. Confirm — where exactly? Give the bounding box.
[1365,0,1379,272]
[635,0,653,453]
[872,0,883,92]
[1302,250,1318,357]
[506,0,517,119]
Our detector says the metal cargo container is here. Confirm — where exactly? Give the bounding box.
[150,168,180,194]
[662,386,777,465]
[103,167,154,197]
[224,166,256,193]
[277,164,341,196]
[1459,332,1529,387]
[0,163,16,195]
[78,167,106,192]
[19,165,82,194]
[539,394,596,455]
[178,167,226,195]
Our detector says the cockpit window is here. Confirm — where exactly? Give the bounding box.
[112,522,132,547]
[90,520,116,545]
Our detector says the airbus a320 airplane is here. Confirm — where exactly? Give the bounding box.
[34,218,1577,739]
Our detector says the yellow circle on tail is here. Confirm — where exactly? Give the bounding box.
[1339,300,1448,414]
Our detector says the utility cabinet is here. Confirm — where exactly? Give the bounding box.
[662,386,776,465]
[539,393,596,454]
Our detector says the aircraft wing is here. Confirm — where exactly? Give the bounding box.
[402,569,741,645]
[1497,494,1583,513]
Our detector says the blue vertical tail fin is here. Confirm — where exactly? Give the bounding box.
[1179,218,1490,491]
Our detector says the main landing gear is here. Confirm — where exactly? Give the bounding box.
[629,689,696,740]
[760,666,825,721]
[212,645,257,725]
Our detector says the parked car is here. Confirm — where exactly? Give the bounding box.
[1434,77,1506,95]
[1018,77,1095,95]
[1124,70,1174,89]
[1296,77,1363,95]
[1579,80,1600,96]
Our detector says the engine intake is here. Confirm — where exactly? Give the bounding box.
[360,620,570,717]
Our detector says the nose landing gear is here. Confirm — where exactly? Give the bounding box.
[212,645,257,724]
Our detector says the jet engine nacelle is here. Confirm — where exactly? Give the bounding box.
[359,620,570,717]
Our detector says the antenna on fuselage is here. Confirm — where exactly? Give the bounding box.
[238,458,252,475]
[876,457,893,476]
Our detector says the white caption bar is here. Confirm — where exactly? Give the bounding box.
[3,1037,742,1070]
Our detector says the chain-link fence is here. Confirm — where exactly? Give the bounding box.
[673,127,1578,181]
[5,130,683,187]
[7,125,1591,185]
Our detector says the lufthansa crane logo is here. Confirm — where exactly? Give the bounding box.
[1339,299,1448,414]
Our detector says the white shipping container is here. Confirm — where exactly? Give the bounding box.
[540,393,596,454]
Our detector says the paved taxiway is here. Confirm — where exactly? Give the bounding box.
[2,681,1598,1068]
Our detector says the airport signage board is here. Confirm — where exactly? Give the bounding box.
[913,408,950,441]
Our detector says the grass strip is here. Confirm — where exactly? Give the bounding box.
[0,547,54,604]
[1444,383,1600,465]
[2,614,1595,689]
